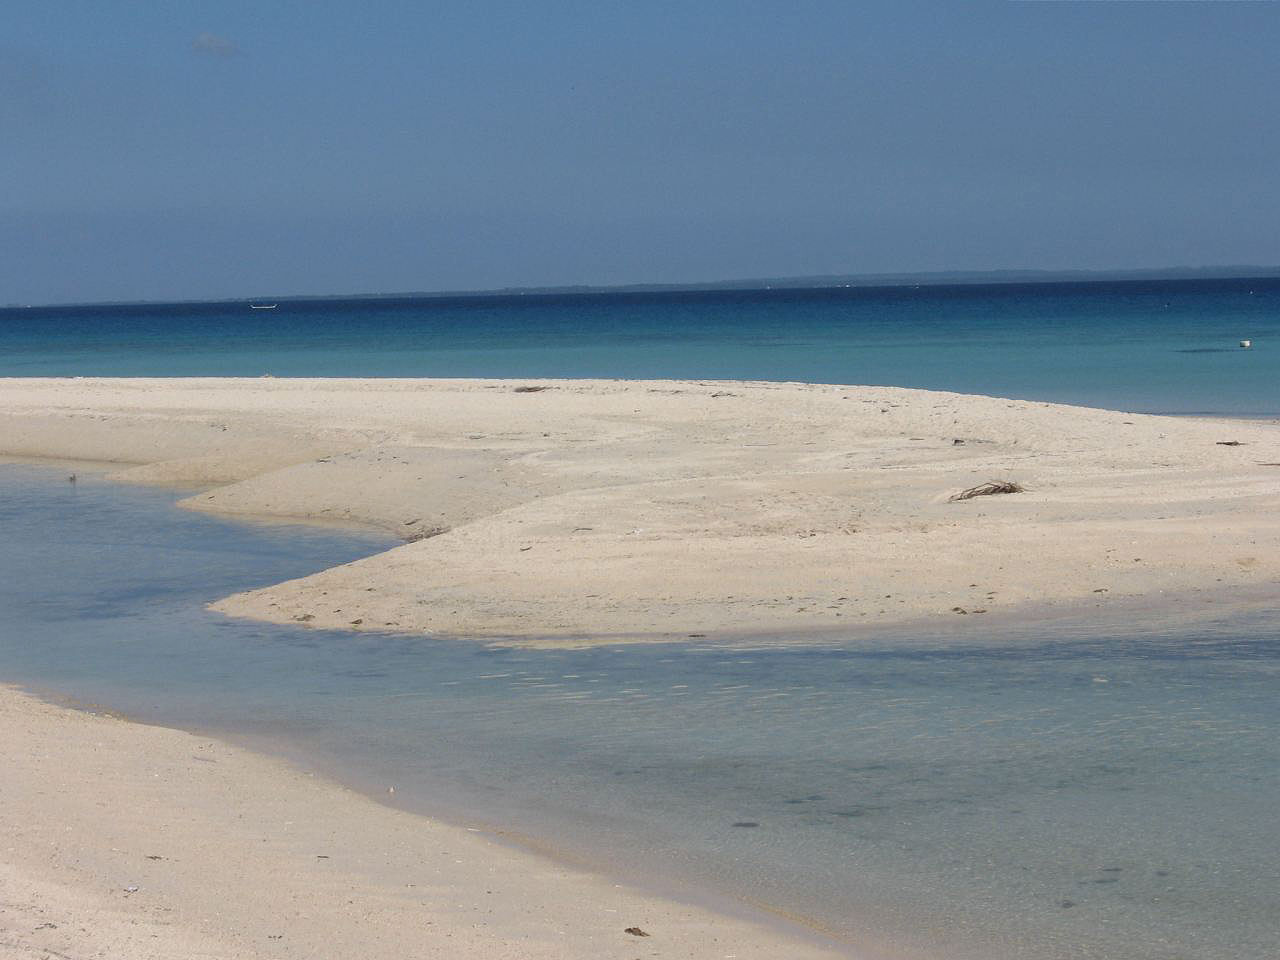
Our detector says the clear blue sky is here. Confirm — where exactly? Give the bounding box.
[4,1,1278,304]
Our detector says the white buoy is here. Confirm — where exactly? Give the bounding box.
[1240,339,1252,349]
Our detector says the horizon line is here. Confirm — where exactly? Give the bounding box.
[7,263,1280,311]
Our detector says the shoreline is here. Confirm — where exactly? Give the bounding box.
[0,681,856,960]
[217,712,863,956]
[7,455,1280,654]
[3,376,1279,645]
[8,594,1275,960]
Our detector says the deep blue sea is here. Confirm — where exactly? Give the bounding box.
[3,276,1279,414]
[2,465,1278,960]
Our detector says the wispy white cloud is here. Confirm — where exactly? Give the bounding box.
[191,33,239,58]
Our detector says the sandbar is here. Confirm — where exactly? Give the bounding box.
[1,376,1278,643]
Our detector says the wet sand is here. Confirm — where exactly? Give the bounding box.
[0,684,849,960]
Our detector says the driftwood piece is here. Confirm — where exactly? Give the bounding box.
[404,525,449,543]
[949,480,1024,502]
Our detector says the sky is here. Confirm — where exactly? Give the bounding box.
[3,1,1279,304]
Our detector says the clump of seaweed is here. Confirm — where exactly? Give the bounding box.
[948,480,1025,502]
[513,385,550,393]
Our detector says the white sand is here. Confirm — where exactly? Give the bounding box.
[2,376,1279,643]
[0,685,850,959]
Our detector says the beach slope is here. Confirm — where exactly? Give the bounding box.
[0,685,844,959]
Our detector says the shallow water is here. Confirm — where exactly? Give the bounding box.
[3,277,1280,415]
[1,464,1277,958]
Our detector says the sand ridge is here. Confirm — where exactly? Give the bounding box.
[1,376,1278,643]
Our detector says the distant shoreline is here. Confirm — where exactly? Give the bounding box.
[6,264,1279,312]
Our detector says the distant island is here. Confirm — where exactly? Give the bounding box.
[460,264,1280,299]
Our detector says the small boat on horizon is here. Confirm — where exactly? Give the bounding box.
[249,303,278,310]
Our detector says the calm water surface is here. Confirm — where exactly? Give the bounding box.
[1,464,1277,959]
[3,277,1280,414]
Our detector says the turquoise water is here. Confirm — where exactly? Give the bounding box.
[3,277,1280,414]
[2,464,1277,959]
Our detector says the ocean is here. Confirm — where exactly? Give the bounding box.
[3,276,1279,414]
[1,465,1277,959]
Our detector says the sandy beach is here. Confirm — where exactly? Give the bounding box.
[1,376,1278,643]
[0,684,850,960]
